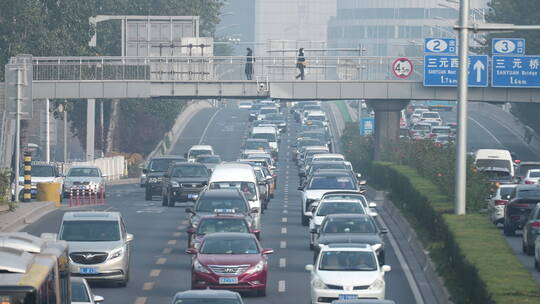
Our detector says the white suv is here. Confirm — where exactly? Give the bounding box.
[306,243,391,303]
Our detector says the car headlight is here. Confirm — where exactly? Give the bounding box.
[312,277,328,289]
[171,181,180,188]
[246,260,266,274]
[108,248,124,260]
[368,279,385,290]
[193,259,210,273]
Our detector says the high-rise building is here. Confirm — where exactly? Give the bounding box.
[327,0,488,57]
[254,0,337,56]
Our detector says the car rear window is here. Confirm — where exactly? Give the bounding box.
[322,217,376,234]
[517,189,540,199]
[200,238,259,254]
[196,196,248,213]
[529,171,540,178]
[197,218,249,234]
[316,202,365,216]
[309,176,355,190]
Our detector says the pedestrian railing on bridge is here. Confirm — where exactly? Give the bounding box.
[32,56,425,82]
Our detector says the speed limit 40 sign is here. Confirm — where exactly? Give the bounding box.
[392,57,414,79]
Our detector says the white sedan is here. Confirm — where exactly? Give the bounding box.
[306,244,390,303]
[71,277,104,304]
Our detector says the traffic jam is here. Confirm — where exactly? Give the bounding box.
[0,100,395,304]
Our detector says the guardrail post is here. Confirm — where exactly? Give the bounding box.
[23,152,32,202]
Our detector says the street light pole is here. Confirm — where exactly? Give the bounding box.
[455,0,469,215]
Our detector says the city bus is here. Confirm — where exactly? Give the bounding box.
[0,233,70,304]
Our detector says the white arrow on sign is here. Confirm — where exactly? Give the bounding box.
[473,60,485,83]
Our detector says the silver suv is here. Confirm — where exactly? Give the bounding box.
[58,212,133,286]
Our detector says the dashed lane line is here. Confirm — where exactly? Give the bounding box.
[168,239,177,245]
[134,297,147,304]
[283,210,288,214]
[282,217,288,223]
[163,248,173,255]
[280,241,287,249]
[281,227,287,234]
[156,258,167,265]
[173,232,181,237]
[142,282,155,291]
[279,258,286,268]
[278,280,286,292]
[149,269,161,277]
[198,108,223,145]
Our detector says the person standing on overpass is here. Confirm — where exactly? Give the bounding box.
[245,48,255,80]
[295,48,306,80]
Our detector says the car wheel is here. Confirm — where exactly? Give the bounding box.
[162,192,169,207]
[257,288,266,297]
[535,258,539,270]
[302,214,309,226]
[168,193,175,207]
[503,224,515,236]
[526,242,535,256]
[309,243,314,250]
[145,187,152,201]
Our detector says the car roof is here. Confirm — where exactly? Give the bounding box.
[173,289,240,299]
[200,188,242,198]
[62,211,121,221]
[211,163,256,181]
[320,243,373,252]
[190,145,213,150]
[203,232,256,240]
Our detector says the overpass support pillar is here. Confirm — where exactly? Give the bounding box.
[86,99,95,161]
[367,100,409,161]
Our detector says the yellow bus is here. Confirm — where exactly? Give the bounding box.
[0,233,70,304]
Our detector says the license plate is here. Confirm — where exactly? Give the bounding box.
[219,277,238,284]
[339,294,357,300]
[188,193,198,199]
[80,267,98,274]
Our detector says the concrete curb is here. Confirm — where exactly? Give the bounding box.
[0,202,57,232]
[107,178,138,185]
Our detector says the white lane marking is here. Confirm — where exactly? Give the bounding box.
[104,206,114,212]
[198,108,223,145]
[134,297,147,304]
[377,215,425,304]
[283,209,288,214]
[281,227,287,234]
[149,269,161,277]
[469,116,503,146]
[282,217,288,223]
[280,240,287,248]
[279,258,286,268]
[156,257,167,265]
[173,232,181,237]
[284,204,288,208]
[167,239,177,245]
[163,248,173,254]
[142,282,155,291]
[278,280,286,292]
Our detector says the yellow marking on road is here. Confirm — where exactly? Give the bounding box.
[149,269,161,277]
[173,232,182,237]
[168,239,177,245]
[142,282,155,291]
[134,297,147,304]
[156,257,167,265]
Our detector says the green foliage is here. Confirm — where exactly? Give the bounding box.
[334,101,353,123]
[371,162,540,304]
[0,169,10,205]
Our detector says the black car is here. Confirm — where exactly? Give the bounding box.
[186,189,254,231]
[504,185,540,236]
[249,104,264,121]
[264,113,287,132]
[143,156,186,200]
[171,290,243,304]
[161,163,210,207]
[312,214,387,264]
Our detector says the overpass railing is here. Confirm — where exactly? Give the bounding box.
[32,56,424,82]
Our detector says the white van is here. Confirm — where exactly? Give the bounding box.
[251,126,279,152]
[208,163,262,229]
[305,110,328,127]
[186,145,214,162]
[475,149,515,177]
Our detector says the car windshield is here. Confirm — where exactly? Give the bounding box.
[517,189,540,198]
[20,165,55,177]
[190,150,212,158]
[480,170,512,181]
[518,164,540,176]
[245,141,269,150]
[309,176,355,190]
[319,251,377,271]
[252,133,276,142]
[200,238,259,254]
[197,156,221,164]
[528,171,540,178]
[195,196,248,213]
[197,218,249,234]
[60,221,120,242]
[172,165,209,178]
[476,159,511,171]
[499,187,514,198]
[209,182,257,201]
[316,202,365,216]
[321,217,376,233]
[71,281,90,302]
[423,113,439,118]
[173,299,241,304]
[413,125,430,131]
[149,159,178,172]
[68,168,100,177]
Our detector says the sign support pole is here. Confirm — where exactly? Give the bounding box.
[14,66,22,203]
[455,0,469,215]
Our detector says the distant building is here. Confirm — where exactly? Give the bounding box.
[327,0,488,57]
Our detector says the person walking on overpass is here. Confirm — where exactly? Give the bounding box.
[245,48,255,80]
[295,48,306,80]
[524,125,535,144]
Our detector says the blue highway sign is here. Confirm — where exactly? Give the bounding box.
[492,55,540,88]
[424,38,457,54]
[360,118,375,136]
[492,38,525,55]
[423,55,488,87]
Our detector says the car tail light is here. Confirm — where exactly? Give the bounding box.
[513,203,529,208]
[494,200,508,206]
[525,180,535,184]
[532,222,540,227]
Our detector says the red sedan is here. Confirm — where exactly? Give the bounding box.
[186,232,273,296]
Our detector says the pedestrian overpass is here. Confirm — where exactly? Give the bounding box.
[30,56,538,103]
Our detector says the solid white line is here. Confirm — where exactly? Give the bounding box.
[198,108,223,145]
[469,116,503,146]
[279,258,286,268]
[280,240,287,249]
[278,280,286,292]
[377,216,425,304]
[281,227,287,234]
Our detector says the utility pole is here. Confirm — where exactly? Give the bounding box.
[45,98,50,163]
[14,67,22,203]
[100,101,104,158]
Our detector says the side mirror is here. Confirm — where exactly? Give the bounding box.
[101,174,108,178]
[185,248,197,255]
[262,248,274,255]
[369,211,378,217]
[187,228,195,234]
[305,264,314,271]
[381,265,391,272]
[369,202,377,208]
[251,207,260,214]
[184,153,188,158]
[356,173,362,178]
[359,180,367,185]
[185,207,194,214]
[380,228,389,234]
[142,168,148,174]
[359,189,367,194]
[297,186,304,191]
[126,233,134,242]
[93,295,105,303]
